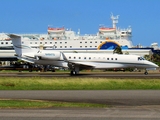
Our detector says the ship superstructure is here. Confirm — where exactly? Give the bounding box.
[0,14,133,51]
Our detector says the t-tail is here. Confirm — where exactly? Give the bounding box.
[9,34,39,63]
[9,34,39,57]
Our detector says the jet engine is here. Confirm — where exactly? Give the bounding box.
[35,51,62,60]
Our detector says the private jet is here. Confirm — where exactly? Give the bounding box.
[10,34,159,75]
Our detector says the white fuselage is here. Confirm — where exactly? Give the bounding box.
[26,51,158,69]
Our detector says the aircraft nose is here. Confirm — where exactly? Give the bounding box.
[146,62,159,70]
[152,62,159,68]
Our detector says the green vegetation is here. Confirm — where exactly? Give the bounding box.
[0,77,160,108]
[113,46,123,54]
[0,99,107,108]
[144,53,160,66]
[0,77,160,90]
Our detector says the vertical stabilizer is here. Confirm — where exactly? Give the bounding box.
[9,34,38,57]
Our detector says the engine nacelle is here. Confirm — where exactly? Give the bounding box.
[35,51,62,60]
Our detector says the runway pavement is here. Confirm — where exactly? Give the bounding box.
[0,107,160,120]
[0,72,160,119]
[0,72,160,78]
[0,90,160,119]
[0,90,160,106]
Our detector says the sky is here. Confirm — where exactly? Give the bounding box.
[0,0,160,47]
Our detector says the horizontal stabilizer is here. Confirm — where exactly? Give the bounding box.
[8,34,21,39]
[17,57,35,64]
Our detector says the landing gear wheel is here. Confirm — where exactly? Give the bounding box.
[70,71,77,75]
[144,71,148,75]
[70,71,73,75]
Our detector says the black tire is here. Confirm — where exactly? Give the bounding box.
[144,71,148,75]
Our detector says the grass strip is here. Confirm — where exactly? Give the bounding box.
[0,99,107,108]
[0,77,160,90]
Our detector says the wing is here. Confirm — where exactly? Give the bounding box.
[17,56,35,64]
[68,61,95,70]
[68,60,127,70]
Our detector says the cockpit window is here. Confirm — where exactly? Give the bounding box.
[138,57,145,60]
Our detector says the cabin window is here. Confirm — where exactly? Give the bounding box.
[100,41,102,43]
[6,42,8,44]
[138,57,141,60]
[80,46,82,48]
[80,42,82,43]
[55,42,57,44]
[45,42,47,44]
[30,42,32,44]
[95,46,97,47]
[107,58,109,60]
[70,46,72,48]
[74,57,76,59]
[22,42,24,44]
[85,41,87,43]
[85,46,87,48]
[115,58,117,60]
[79,57,81,59]
[84,57,86,59]
[65,42,67,44]
[90,46,92,48]
[60,42,62,44]
[1,42,3,44]
[65,46,67,48]
[40,42,42,44]
[90,41,92,43]
[60,46,62,48]
[35,42,37,44]
[111,58,113,60]
[89,57,91,59]
[138,57,145,60]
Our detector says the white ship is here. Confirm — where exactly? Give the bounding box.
[0,14,133,51]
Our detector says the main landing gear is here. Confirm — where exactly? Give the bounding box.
[68,63,79,76]
[144,69,148,75]
[70,70,77,75]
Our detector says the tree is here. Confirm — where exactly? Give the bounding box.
[113,46,123,54]
[151,53,160,62]
[150,53,160,66]
[144,54,150,61]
